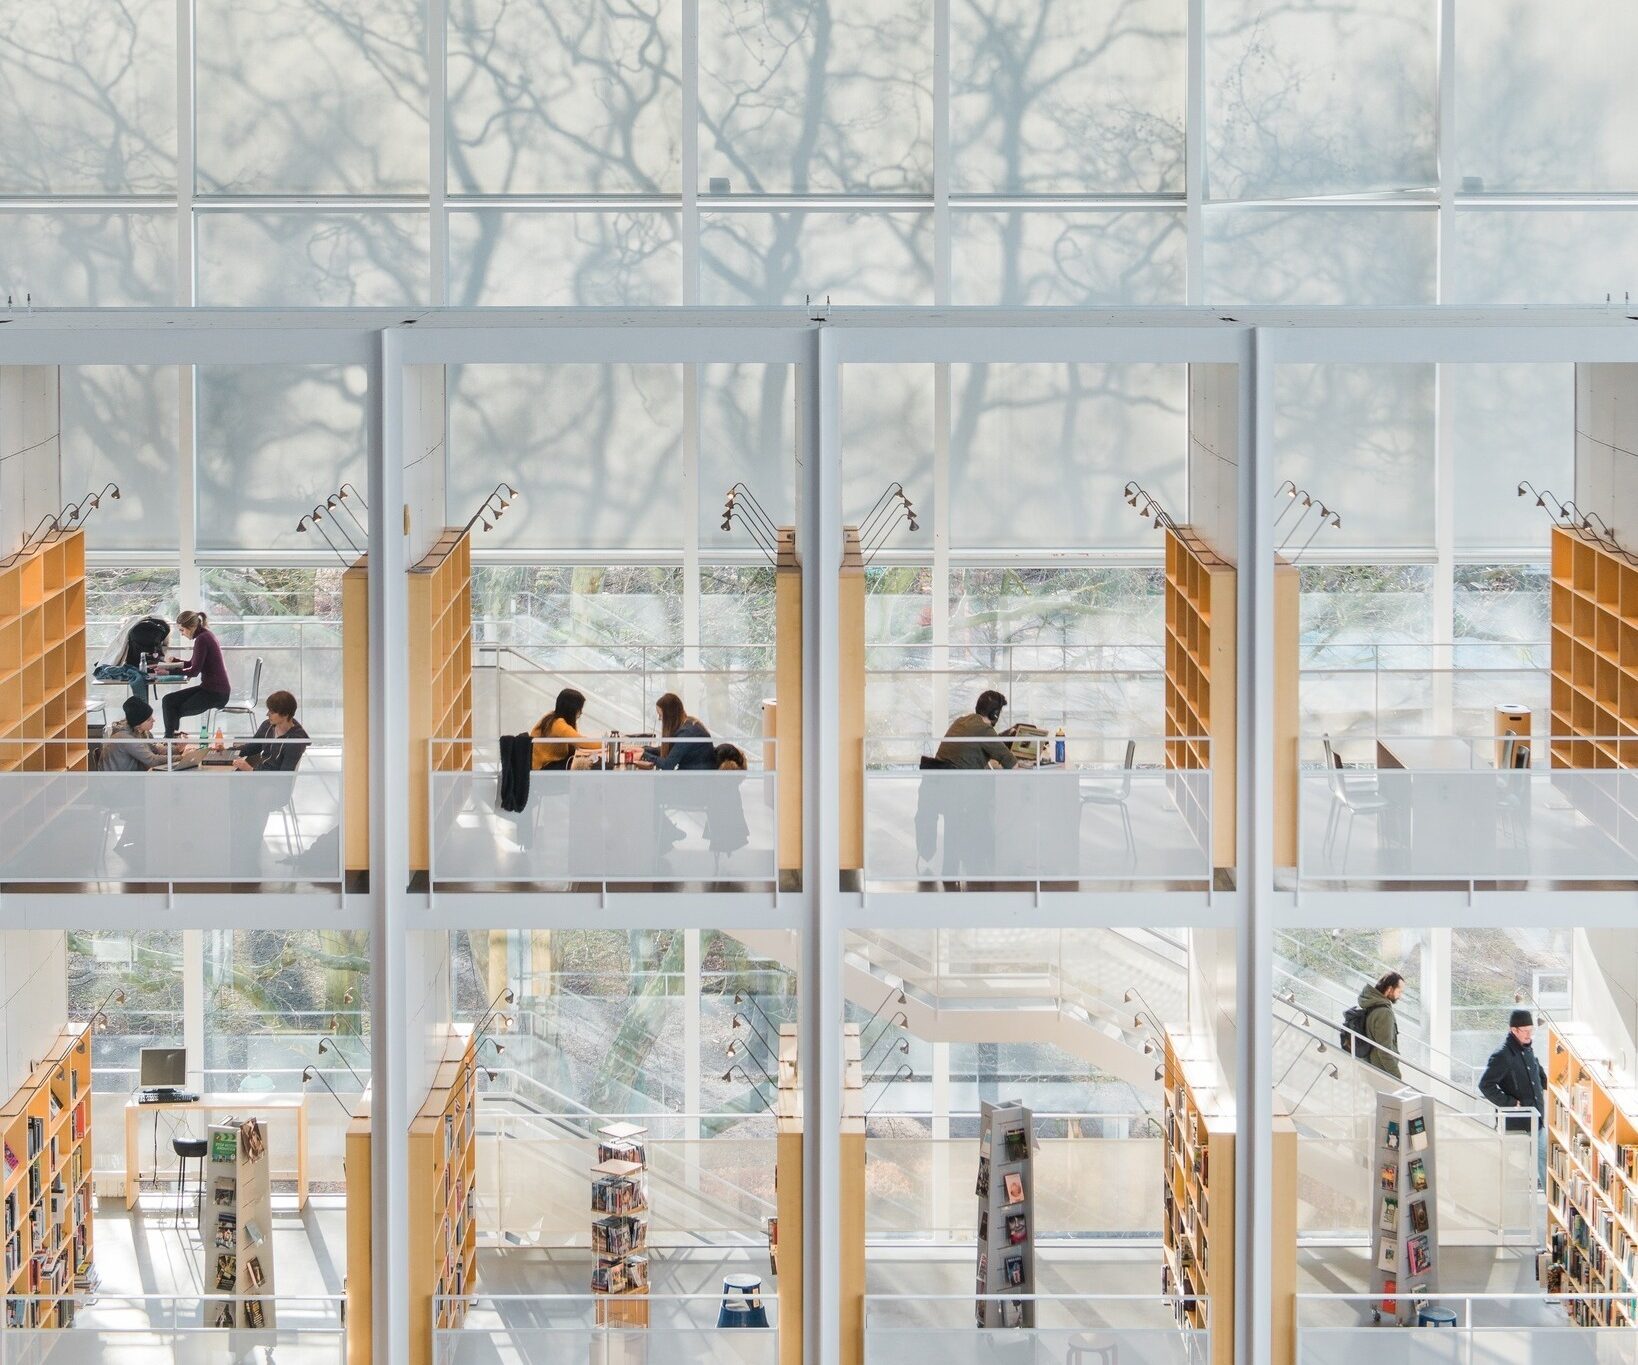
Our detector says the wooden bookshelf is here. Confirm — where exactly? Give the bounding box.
[348,1029,478,1365]
[1550,524,1638,774]
[1163,528,1298,869]
[1545,1023,1638,1326]
[772,528,802,880]
[2,1020,93,1329]
[774,1025,801,1365]
[412,1028,479,1363]
[1160,1032,1234,1362]
[0,530,88,774]
[340,528,474,873]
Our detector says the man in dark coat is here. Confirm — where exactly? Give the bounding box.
[1479,1008,1547,1188]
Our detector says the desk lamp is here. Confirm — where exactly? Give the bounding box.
[300,1065,355,1118]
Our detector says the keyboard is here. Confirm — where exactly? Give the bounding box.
[137,1089,198,1104]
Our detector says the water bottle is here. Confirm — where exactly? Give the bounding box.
[1055,728,1066,766]
[199,719,209,747]
[212,726,225,753]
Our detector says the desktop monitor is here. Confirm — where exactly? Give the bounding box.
[139,1046,186,1089]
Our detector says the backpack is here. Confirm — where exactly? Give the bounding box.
[125,616,171,666]
[1341,1003,1379,1059]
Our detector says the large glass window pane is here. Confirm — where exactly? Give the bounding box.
[1202,208,1436,305]
[952,209,1185,305]
[1300,565,1433,647]
[1449,365,1574,553]
[1206,0,1435,199]
[448,211,681,306]
[446,0,680,194]
[1450,211,1638,305]
[66,930,184,1092]
[0,212,174,306]
[0,0,176,194]
[1458,1,1638,193]
[700,209,933,304]
[698,0,932,195]
[195,0,426,194]
[951,0,1183,194]
[841,364,935,531]
[196,212,429,307]
[701,364,796,553]
[1276,365,1435,551]
[196,366,368,556]
[61,366,179,552]
[449,365,684,551]
[950,363,1185,550]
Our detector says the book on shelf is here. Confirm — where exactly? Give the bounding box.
[1407,1115,1428,1152]
[1003,1129,1029,1162]
[1002,1171,1025,1206]
[1005,1213,1027,1245]
[1379,1195,1399,1232]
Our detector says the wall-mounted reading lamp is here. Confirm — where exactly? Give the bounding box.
[721,483,781,566]
[722,1062,777,1115]
[858,482,920,563]
[301,1065,355,1118]
[295,510,355,567]
[863,1063,915,1119]
[1121,480,1177,532]
[1519,481,1637,566]
[461,483,522,538]
[0,514,63,568]
[316,1036,367,1089]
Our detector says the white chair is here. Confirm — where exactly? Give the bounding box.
[1079,739,1138,864]
[213,656,264,736]
[1321,735,1388,871]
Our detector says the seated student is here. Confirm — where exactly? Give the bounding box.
[232,691,310,772]
[934,690,1018,770]
[101,697,168,855]
[93,614,172,705]
[714,744,747,771]
[637,693,713,771]
[530,688,603,770]
[159,610,231,738]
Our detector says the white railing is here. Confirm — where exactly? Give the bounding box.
[862,735,1212,887]
[1296,1293,1638,1362]
[436,1293,778,1365]
[0,1295,344,1363]
[864,1294,1208,1365]
[0,739,344,891]
[1299,733,1638,886]
[427,736,777,892]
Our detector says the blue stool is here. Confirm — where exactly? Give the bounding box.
[718,1273,770,1328]
[1417,1306,1457,1328]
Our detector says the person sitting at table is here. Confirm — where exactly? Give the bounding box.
[637,693,714,771]
[102,697,168,855]
[714,744,747,771]
[935,690,1018,770]
[530,688,602,770]
[159,610,231,739]
[92,614,171,705]
[231,691,310,773]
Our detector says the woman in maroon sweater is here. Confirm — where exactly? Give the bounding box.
[161,609,233,738]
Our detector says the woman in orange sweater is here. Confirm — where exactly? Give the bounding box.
[530,688,603,770]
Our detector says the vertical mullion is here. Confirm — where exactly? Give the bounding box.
[682,0,701,306]
[1185,0,1206,304]
[428,0,448,305]
[1433,0,1457,717]
[932,0,952,726]
[177,0,199,605]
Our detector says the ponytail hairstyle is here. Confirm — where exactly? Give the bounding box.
[177,609,209,635]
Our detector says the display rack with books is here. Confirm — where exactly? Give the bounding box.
[202,1116,275,1328]
[973,1099,1036,1328]
[0,528,88,774]
[415,1028,479,1359]
[1368,1089,1439,1325]
[1545,1024,1638,1327]
[1,1020,93,1329]
[592,1121,650,1325]
[1160,1031,1235,1363]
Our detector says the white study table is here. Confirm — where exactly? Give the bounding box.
[124,1091,308,1210]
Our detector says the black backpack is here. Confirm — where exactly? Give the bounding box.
[1341,1003,1379,1059]
[125,616,170,666]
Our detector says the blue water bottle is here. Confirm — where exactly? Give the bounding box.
[1054,728,1066,765]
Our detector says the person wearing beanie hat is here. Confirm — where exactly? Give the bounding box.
[1480,1007,1547,1188]
[123,696,153,729]
[102,692,169,856]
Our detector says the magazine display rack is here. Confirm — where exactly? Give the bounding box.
[592,1121,650,1325]
[973,1099,1036,1328]
[1368,1089,1439,1325]
[203,1116,275,1328]
[1545,1024,1638,1326]
[2,1021,93,1328]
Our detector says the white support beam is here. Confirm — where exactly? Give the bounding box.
[368,328,412,1365]
[428,0,448,306]
[183,930,204,1094]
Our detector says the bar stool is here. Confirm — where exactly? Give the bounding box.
[1417,1306,1458,1328]
[172,1135,209,1225]
[1066,1331,1119,1365]
[718,1273,769,1328]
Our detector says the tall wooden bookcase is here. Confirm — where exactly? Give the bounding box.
[344,1092,372,1364]
[1549,524,1638,771]
[1161,1032,1234,1361]
[0,530,88,773]
[1163,527,1298,870]
[2,1020,93,1328]
[1545,1024,1638,1327]
[774,1024,802,1365]
[339,527,474,874]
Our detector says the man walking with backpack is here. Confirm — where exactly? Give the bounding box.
[1346,972,1406,1080]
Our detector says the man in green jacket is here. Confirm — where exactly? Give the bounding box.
[1355,972,1406,1080]
[935,690,1017,770]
